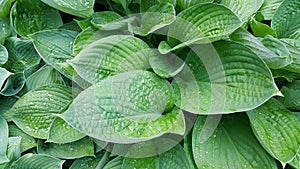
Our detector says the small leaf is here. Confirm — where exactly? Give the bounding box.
[271,0,300,38]
[0,67,12,89]
[70,151,106,169]
[259,0,284,20]
[250,19,277,37]
[48,117,85,144]
[11,154,64,169]
[159,3,241,54]
[123,145,190,169]
[37,137,94,159]
[0,16,12,45]
[280,38,300,73]
[0,137,21,169]
[0,73,26,97]
[60,71,185,144]
[103,156,124,169]
[0,0,15,18]
[68,35,152,84]
[0,116,9,164]
[0,96,17,118]
[192,114,277,169]
[133,3,176,36]
[11,0,63,36]
[278,80,300,111]
[5,85,74,139]
[91,11,129,30]
[41,0,95,18]
[8,123,37,153]
[0,45,8,65]
[247,98,300,163]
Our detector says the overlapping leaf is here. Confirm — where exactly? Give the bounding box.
[0,116,9,164]
[0,45,8,65]
[0,16,12,45]
[278,80,300,111]
[0,137,21,169]
[259,0,284,20]
[10,154,64,169]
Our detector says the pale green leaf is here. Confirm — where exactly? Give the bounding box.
[68,35,152,84]
[41,0,95,18]
[70,151,106,169]
[247,98,300,163]
[278,80,300,111]
[37,137,94,159]
[220,0,264,23]
[271,0,300,38]
[0,0,15,18]
[48,117,85,144]
[11,0,63,37]
[174,41,279,114]
[0,68,11,89]
[192,114,277,169]
[0,16,12,45]
[133,3,176,36]
[0,45,8,65]
[250,19,277,37]
[0,116,9,164]
[11,154,64,169]
[5,85,74,139]
[259,0,284,20]
[8,123,36,153]
[122,145,190,169]
[230,28,291,69]
[159,3,241,54]
[0,137,21,169]
[60,71,185,144]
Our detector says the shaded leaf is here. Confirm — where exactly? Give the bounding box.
[0,116,9,164]
[0,73,26,97]
[259,0,284,20]
[0,45,8,65]
[278,80,300,111]
[250,19,277,37]
[103,156,124,169]
[11,154,64,169]
[281,38,300,73]
[0,0,15,18]
[70,151,106,169]
[0,16,12,45]
[0,137,21,169]
[0,68,11,89]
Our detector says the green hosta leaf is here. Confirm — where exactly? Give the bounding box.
[11,0,63,37]
[41,0,94,18]
[281,38,300,73]
[74,18,92,30]
[250,19,277,37]
[5,85,74,139]
[158,3,241,54]
[0,45,8,65]
[91,11,127,30]
[0,0,15,18]
[59,21,82,32]
[4,37,41,73]
[259,0,284,20]
[68,35,151,84]
[278,80,300,110]
[9,123,36,153]
[220,0,264,23]
[0,137,21,169]
[11,154,64,169]
[23,66,65,93]
[176,0,213,11]
[133,3,176,36]
[0,16,12,45]
[184,131,197,169]
[48,117,85,144]
[70,151,106,169]
[60,71,185,144]
[103,156,124,169]
[271,0,300,38]
[0,116,9,164]
[247,98,300,163]
[0,67,12,89]
[192,114,277,169]
[174,41,279,114]
[230,28,291,69]
[37,137,94,159]
[123,145,190,169]
[0,73,26,97]
[0,96,17,118]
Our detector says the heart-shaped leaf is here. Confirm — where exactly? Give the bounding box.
[192,114,277,169]
[278,80,300,111]
[41,0,94,18]
[5,85,74,139]
[174,41,280,114]
[59,71,185,144]
[158,3,241,54]
[0,45,8,65]
[247,98,300,163]
[0,116,9,164]
[11,154,64,169]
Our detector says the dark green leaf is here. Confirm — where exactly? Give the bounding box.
[0,116,9,164]
[0,73,26,96]
[0,45,8,65]
[278,80,300,111]
[259,0,284,20]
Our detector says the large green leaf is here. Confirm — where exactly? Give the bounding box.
[48,117,85,144]
[41,0,94,18]
[259,0,284,20]
[4,37,40,73]
[271,0,300,38]
[11,0,63,37]
[192,114,277,169]
[174,41,279,114]
[158,3,241,54]
[0,137,21,169]
[69,151,106,169]
[133,3,176,36]
[0,116,9,164]
[10,154,64,169]
[220,0,264,23]
[0,45,8,65]
[0,68,12,89]
[68,35,152,84]
[5,85,74,139]
[123,145,190,169]
[60,71,185,144]
[8,123,36,153]
[278,80,300,111]
[0,16,12,45]
[37,137,94,159]
[0,0,15,18]
[230,28,291,69]
[247,98,300,163]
